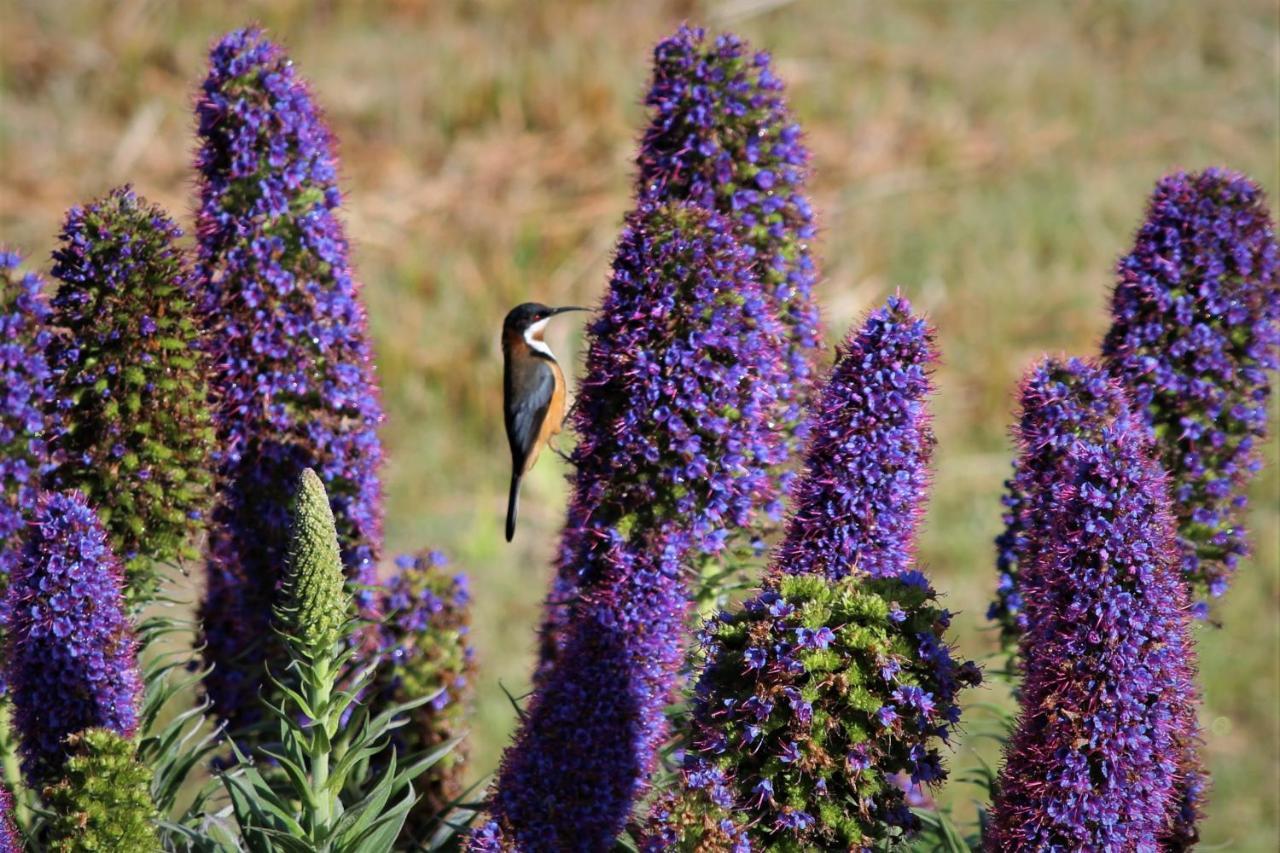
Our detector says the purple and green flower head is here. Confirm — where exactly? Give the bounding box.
[46,186,214,598]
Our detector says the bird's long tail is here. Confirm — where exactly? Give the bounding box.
[506,473,522,542]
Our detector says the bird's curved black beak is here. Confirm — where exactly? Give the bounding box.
[551,305,591,315]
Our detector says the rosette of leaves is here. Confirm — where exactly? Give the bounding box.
[194,27,386,734]
[647,572,979,851]
[43,728,160,852]
[219,470,456,852]
[374,550,475,834]
[45,187,213,599]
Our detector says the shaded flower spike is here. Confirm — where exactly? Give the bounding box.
[0,250,52,646]
[1101,168,1279,611]
[3,490,141,784]
[640,25,823,421]
[986,358,1202,850]
[277,468,349,659]
[646,299,979,850]
[0,785,18,853]
[195,27,385,731]
[373,550,475,828]
[474,201,788,851]
[43,728,160,853]
[46,186,215,599]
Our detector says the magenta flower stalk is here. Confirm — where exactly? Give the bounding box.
[472,201,788,851]
[640,25,823,417]
[986,359,1201,850]
[194,28,385,730]
[0,251,52,650]
[2,490,141,784]
[1101,168,1279,612]
[645,299,979,850]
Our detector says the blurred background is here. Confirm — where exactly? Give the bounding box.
[2,0,1276,846]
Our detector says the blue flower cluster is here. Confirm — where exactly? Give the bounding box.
[3,491,141,784]
[1101,168,1279,611]
[475,201,788,851]
[0,251,51,638]
[374,550,475,823]
[645,299,978,850]
[640,24,823,430]
[45,186,214,593]
[986,359,1202,850]
[194,28,385,731]
[773,296,936,580]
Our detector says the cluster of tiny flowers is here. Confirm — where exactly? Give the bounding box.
[647,300,978,850]
[194,28,385,730]
[986,470,1029,647]
[373,550,475,824]
[43,728,160,852]
[640,24,822,430]
[0,786,17,853]
[986,359,1202,850]
[773,296,936,580]
[0,251,52,639]
[46,186,214,594]
[647,573,980,851]
[2,490,141,784]
[475,201,789,851]
[1101,168,1279,611]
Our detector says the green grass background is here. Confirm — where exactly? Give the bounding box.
[2,0,1276,847]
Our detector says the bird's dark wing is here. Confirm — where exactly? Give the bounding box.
[505,358,556,471]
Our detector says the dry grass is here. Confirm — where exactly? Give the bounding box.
[2,0,1277,846]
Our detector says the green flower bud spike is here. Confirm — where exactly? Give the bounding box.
[224,468,452,851]
[278,467,349,660]
[43,729,160,853]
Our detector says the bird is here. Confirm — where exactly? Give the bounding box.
[502,302,589,541]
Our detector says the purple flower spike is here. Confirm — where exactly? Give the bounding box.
[0,784,18,851]
[645,299,979,850]
[476,201,788,851]
[986,359,1202,850]
[775,295,936,580]
[1101,168,1279,610]
[194,28,385,731]
[640,25,823,426]
[3,491,141,784]
[0,251,52,646]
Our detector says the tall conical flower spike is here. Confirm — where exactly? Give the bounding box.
[3,491,141,784]
[0,250,52,658]
[473,201,788,851]
[46,186,215,600]
[278,468,349,660]
[640,25,823,420]
[195,27,385,731]
[43,729,160,852]
[1101,168,1279,612]
[986,358,1202,850]
[645,298,979,850]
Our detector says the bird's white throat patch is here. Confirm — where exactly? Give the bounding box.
[524,317,554,358]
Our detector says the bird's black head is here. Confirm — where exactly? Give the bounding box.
[503,302,589,332]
